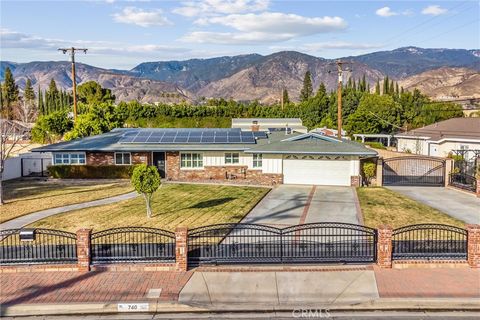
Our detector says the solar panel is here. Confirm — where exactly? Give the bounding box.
[214,136,228,143]
[174,136,188,143]
[253,131,268,139]
[160,136,175,143]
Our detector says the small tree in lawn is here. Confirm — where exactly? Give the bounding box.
[131,164,160,218]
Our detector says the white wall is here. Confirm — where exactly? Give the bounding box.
[350,159,360,176]
[193,151,283,174]
[397,138,480,157]
[397,138,428,155]
[1,152,52,181]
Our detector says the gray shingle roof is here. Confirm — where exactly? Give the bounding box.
[395,118,480,141]
[31,129,377,156]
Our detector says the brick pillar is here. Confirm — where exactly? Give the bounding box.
[467,224,480,268]
[377,225,393,268]
[476,179,480,198]
[350,176,360,187]
[376,158,383,187]
[175,227,188,271]
[76,229,92,272]
[445,158,453,187]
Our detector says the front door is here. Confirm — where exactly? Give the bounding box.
[152,152,166,178]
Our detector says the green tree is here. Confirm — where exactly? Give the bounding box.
[77,81,115,105]
[24,79,35,102]
[31,110,73,143]
[362,162,376,186]
[282,88,290,104]
[131,164,161,218]
[1,67,19,119]
[300,71,313,101]
[375,80,380,95]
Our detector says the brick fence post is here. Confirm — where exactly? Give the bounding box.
[377,225,393,268]
[444,158,453,187]
[76,229,92,272]
[175,227,188,272]
[376,158,383,187]
[476,179,480,198]
[467,224,480,268]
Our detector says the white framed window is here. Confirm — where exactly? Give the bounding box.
[53,153,86,165]
[115,152,131,165]
[253,154,263,168]
[180,153,203,169]
[225,152,240,164]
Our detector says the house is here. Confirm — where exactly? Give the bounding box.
[395,118,480,157]
[231,118,308,133]
[31,127,377,186]
[311,127,348,138]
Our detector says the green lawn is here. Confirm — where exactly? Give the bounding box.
[0,179,133,224]
[29,184,269,232]
[357,187,466,229]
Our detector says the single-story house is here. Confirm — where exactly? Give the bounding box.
[31,128,377,186]
[395,118,480,157]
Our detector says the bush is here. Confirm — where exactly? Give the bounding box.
[364,142,386,150]
[362,162,376,186]
[48,165,136,179]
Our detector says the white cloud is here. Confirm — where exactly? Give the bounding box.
[0,28,189,57]
[112,7,171,27]
[182,12,347,44]
[422,5,448,16]
[375,7,398,17]
[173,0,269,17]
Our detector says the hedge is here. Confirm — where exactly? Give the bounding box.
[364,142,386,150]
[48,165,137,179]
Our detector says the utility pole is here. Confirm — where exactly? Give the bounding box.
[58,47,87,121]
[335,60,351,140]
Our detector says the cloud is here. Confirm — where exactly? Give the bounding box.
[112,7,171,27]
[375,7,398,17]
[422,5,448,16]
[182,12,347,44]
[0,28,189,57]
[173,0,269,17]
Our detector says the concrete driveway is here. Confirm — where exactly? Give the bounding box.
[241,185,360,226]
[387,186,480,224]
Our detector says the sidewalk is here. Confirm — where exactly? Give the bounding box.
[0,266,479,316]
[0,191,138,229]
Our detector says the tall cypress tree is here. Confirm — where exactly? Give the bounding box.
[37,87,44,115]
[389,79,395,95]
[282,88,290,104]
[383,76,389,95]
[24,79,35,102]
[300,71,313,102]
[1,67,19,119]
[375,80,380,95]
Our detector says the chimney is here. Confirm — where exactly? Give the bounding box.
[251,125,260,131]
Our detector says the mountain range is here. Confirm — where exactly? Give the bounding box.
[1,47,479,104]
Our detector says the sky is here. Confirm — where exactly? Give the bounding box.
[1,0,479,69]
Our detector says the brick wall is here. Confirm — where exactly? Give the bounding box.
[86,152,114,165]
[131,152,151,165]
[350,176,361,187]
[165,151,282,185]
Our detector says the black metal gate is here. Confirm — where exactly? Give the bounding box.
[187,223,377,265]
[383,156,445,186]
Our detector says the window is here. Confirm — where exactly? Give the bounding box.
[180,153,203,169]
[225,152,239,164]
[253,154,263,168]
[115,152,131,165]
[54,153,85,165]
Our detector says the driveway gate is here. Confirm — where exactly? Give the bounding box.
[187,223,377,265]
[383,156,445,186]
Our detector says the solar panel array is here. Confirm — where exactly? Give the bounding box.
[118,129,265,144]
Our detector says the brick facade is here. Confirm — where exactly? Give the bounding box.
[175,227,188,272]
[86,152,114,165]
[350,175,361,187]
[76,229,92,272]
[166,151,282,186]
[377,225,393,269]
[467,224,480,268]
[131,152,151,165]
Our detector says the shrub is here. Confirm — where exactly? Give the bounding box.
[364,142,386,150]
[362,162,376,186]
[131,164,161,218]
[48,165,136,179]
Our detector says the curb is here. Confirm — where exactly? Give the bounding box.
[2,298,480,316]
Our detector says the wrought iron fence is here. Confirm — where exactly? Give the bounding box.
[392,224,467,260]
[449,173,477,193]
[383,156,445,186]
[91,227,175,264]
[188,223,377,265]
[0,229,77,265]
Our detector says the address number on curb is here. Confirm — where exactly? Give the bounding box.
[117,303,149,312]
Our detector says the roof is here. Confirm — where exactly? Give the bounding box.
[31,128,377,156]
[395,118,480,142]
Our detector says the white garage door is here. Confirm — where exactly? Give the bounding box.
[283,159,351,186]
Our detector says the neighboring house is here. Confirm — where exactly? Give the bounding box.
[0,119,34,141]
[231,118,308,133]
[395,118,480,157]
[311,127,348,138]
[31,128,376,186]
